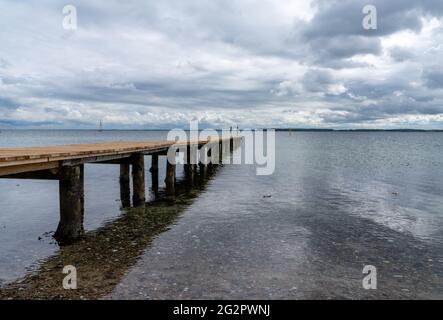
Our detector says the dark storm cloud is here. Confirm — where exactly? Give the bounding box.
[306,36,381,64]
[305,0,443,38]
[299,0,443,67]
[0,97,19,110]
[304,0,423,39]
[423,69,443,89]
[389,47,415,62]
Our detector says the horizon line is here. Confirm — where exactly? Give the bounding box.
[1,128,443,132]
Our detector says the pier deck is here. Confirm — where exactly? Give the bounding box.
[0,136,241,243]
[0,139,213,176]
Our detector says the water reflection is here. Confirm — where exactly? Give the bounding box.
[0,166,219,299]
[293,176,443,299]
[1,132,443,299]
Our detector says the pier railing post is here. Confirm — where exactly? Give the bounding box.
[55,164,84,243]
[132,153,145,207]
[119,163,131,208]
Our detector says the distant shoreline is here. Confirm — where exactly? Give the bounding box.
[1,128,442,132]
[273,128,443,132]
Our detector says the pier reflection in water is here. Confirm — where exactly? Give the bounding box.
[0,165,218,300]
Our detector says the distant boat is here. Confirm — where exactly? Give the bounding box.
[98,120,103,132]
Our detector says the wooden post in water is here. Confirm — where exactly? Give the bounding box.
[165,158,176,195]
[119,163,130,208]
[219,141,223,163]
[184,145,196,184]
[150,154,159,195]
[132,153,145,207]
[55,164,84,243]
[184,163,195,183]
[80,165,85,228]
[192,144,198,179]
[207,145,214,174]
[199,162,207,180]
[199,145,207,179]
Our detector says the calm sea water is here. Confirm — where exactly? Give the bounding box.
[0,130,442,299]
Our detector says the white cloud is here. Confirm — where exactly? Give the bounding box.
[0,0,443,129]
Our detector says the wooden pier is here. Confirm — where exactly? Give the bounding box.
[0,136,241,243]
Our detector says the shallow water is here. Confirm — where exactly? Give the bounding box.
[0,131,442,299]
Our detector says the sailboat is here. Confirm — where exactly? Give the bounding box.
[99,120,103,132]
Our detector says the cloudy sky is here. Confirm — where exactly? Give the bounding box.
[1,0,443,129]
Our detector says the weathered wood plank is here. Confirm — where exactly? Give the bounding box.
[1,168,60,180]
[0,138,240,176]
[0,161,60,176]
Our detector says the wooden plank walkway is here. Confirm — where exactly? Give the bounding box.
[0,138,224,176]
[0,136,241,243]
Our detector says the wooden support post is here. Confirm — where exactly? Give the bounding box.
[199,162,207,180]
[132,153,145,207]
[199,145,207,180]
[54,165,84,243]
[165,158,176,195]
[184,146,196,184]
[184,163,193,181]
[207,146,214,173]
[229,136,234,163]
[119,163,131,208]
[193,164,198,180]
[80,165,84,228]
[198,163,207,176]
[219,141,223,162]
[150,154,159,195]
